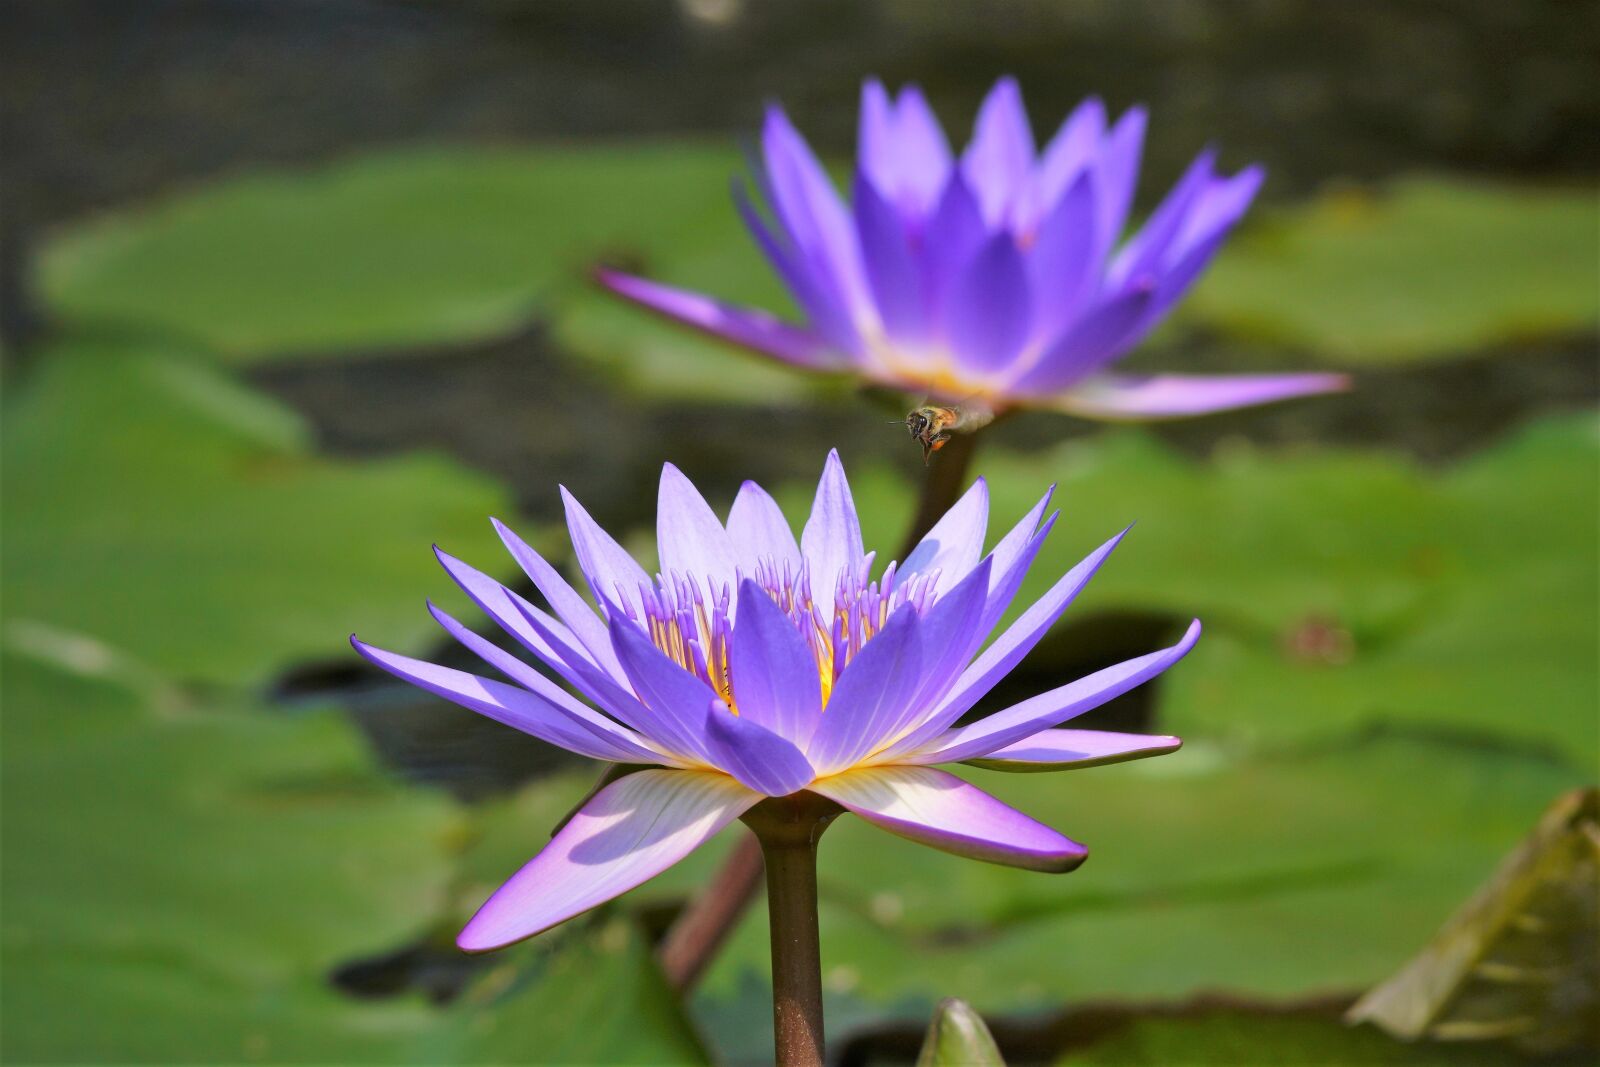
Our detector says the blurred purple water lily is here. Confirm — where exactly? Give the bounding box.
[600,77,1345,419]
[353,451,1195,951]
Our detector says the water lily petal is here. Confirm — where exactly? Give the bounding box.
[494,517,629,680]
[350,637,659,765]
[1053,373,1352,420]
[425,603,668,765]
[888,84,954,213]
[901,557,993,729]
[734,181,862,359]
[963,728,1181,772]
[557,490,654,622]
[884,526,1127,757]
[1028,170,1100,343]
[763,104,873,324]
[729,578,823,745]
[704,699,816,796]
[902,476,989,593]
[726,480,802,570]
[800,449,866,619]
[458,769,760,951]
[658,462,738,597]
[434,546,576,665]
[854,173,927,345]
[1009,284,1156,395]
[810,766,1086,872]
[978,507,1059,637]
[921,171,987,325]
[947,234,1034,376]
[1030,96,1106,223]
[609,616,721,763]
[912,619,1201,763]
[1174,165,1264,261]
[806,606,923,775]
[595,269,838,369]
[1107,148,1216,288]
[962,77,1035,226]
[1093,105,1147,254]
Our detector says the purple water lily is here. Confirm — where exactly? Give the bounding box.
[353,451,1196,951]
[600,77,1345,420]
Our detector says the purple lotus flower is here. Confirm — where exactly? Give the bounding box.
[353,451,1196,951]
[599,77,1345,419]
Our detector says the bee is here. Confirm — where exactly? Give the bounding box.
[904,401,995,463]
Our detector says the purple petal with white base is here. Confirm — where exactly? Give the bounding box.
[810,766,1087,872]
[1053,373,1352,420]
[458,770,760,951]
[964,729,1182,772]
[598,77,1342,422]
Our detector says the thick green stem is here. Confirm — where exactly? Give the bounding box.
[743,794,839,1067]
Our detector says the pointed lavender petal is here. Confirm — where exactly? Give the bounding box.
[1094,106,1147,254]
[961,77,1035,226]
[800,449,865,619]
[434,546,575,665]
[806,606,923,775]
[1031,96,1107,220]
[549,495,650,616]
[351,637,658,765]
[458,769,760,950]
[726,480,801,570]
[883,526,1128,758]
[425,604,668,765]
[703,699,816,796]
[947,234,1034,376]
[810,766,1086,872]
[1108,148,1216,287]
[494,517,629,679]
[858,78,898,195]
[890,84,955,213]
[902,477,989,594]
[964,728,1182,772]
[609,616,720,764]
[762,105,873,325]
[733,180,863,359]
[912,620,1200,763]
[729,579,823,745]
[854,173,928,344]
[1173,165,1264,261]
[595,269,839,369]
[658,462,737,596]
[921,171,987,321]
[1028,170,1101,343]
[1009,284,1156,395]
[900,557,993,733]
[1054,373,1352,420]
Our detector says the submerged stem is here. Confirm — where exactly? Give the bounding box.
[743,793,840,1067]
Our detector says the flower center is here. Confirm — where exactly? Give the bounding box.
[628,557,940,712]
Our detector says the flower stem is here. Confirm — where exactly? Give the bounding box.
[897,421,988,560]
[742,793,840,1067]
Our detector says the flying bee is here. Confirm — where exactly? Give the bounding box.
[904,401,995,463]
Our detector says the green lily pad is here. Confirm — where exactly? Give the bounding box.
[695,735,1583,1013]
[38,144,822,403]
[1186,178,1600,363]
[451,919,709,1066]
[803,415,1598,764]
[1055,1011,1513,1065]
[0,651,461,1062]
[1,337,514,684]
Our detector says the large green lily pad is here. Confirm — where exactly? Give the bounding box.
[794,415,1598,764]
[37,144,818,403]
[1186,178,1600,363]
[0,651,461,1062]
[1,337,514,685]
[695,735,1584,1013]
